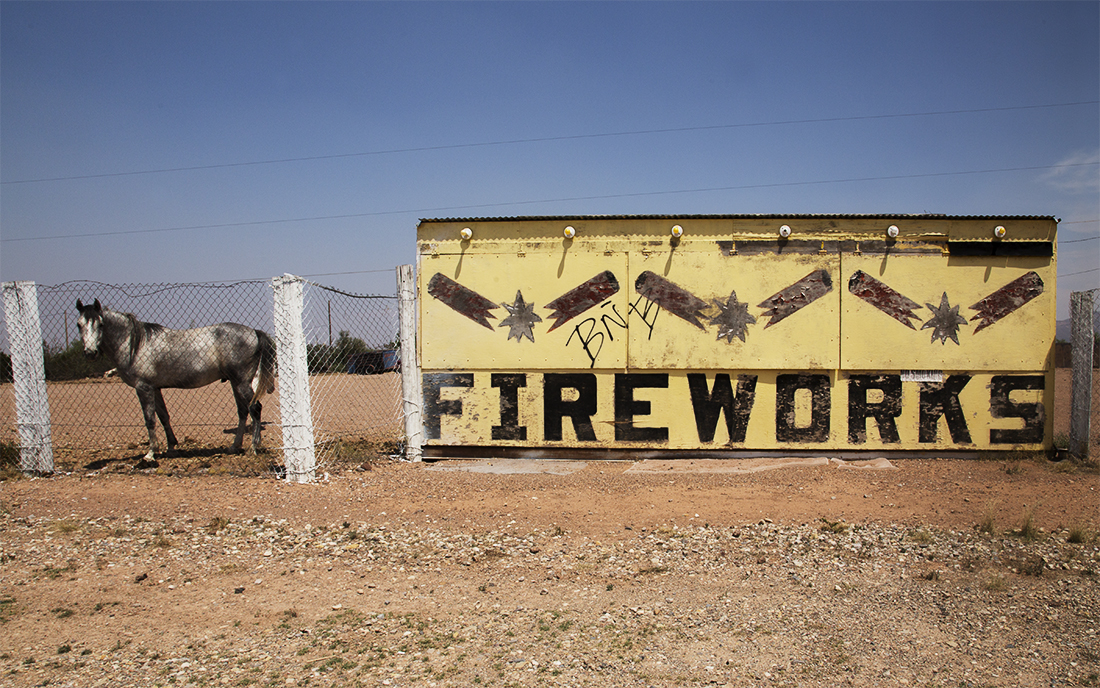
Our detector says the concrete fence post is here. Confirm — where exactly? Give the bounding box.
[272,274,316,482]
[1069,289,1095,462]
[397,265,423,461]
[1,281,54,474]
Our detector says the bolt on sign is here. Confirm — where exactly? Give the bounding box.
[416,215,1057,456]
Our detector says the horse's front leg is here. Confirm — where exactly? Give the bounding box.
[134,386,160,460]
[154,389,178,453]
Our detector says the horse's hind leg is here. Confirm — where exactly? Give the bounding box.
[249,400,263,453]
[230,383,250,454]
[154,389,178,453]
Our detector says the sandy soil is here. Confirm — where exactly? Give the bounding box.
[0,369,1097,687]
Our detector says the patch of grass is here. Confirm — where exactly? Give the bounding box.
[206,516,230,535]
[1068,524,1094,544]
[0,442,20,481]
[983,575,1006,592]
[908,529,933,544]
[636,565,669,575]
[0,595,16,623]
[1017,505,1041,542]
[49,519,80,534]
[977,500,998,536]
[51,607,74,619]
[57,645,71,654]
[1050,458,1080,474]
[1009,554,1046,577]
[819,517,849,534]
[40,560,78,579]
[151,532,173,548]
[1003,460,1027,475]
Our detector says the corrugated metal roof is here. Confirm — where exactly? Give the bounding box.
[419,213,1058,224]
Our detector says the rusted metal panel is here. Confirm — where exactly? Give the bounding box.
[625,250,840,370]
[840,253,1054,371]
[969,271,1044,333]
[419,251,631,370]
[848,270,923,329]
[758,269,833,329]
[544,270,620,332]
[426,273,498,330]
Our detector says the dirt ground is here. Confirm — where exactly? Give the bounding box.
[0,370,1098,687]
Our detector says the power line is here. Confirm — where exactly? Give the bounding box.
[2,100,1096,185]
[1060,267,1100,277]
[3,161,1096,244]
[1062,236,1100,244]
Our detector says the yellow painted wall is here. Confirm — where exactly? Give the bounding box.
[417,215,1057,451]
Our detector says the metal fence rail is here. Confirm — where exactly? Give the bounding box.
[1,276,404,477]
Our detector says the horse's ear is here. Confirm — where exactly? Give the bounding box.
[93,299,102,312]
[76,299,84,311]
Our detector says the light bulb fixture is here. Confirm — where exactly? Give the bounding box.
[779,224,792,238]
[564,226,576,239]
[887,225,900,239]
[994,226,1006,239]
[671,224,684,238]
[460,227,473,240]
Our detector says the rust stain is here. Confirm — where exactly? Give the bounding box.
[847,270,922,329]
[635,270,708,330]
[544,270,621,332]
[969,271,1044,333]
[758,269,833,329]
[427,273,498,330]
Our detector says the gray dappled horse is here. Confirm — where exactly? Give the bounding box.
[76,299,276,460]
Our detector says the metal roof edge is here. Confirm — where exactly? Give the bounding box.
[417,213,1058,224]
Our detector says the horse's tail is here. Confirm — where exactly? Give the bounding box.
[252,329,277,401]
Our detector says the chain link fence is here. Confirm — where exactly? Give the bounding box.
[292,278,402,471]
[1,277,403,477]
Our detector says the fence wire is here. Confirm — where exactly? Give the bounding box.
[0,278,403,476]
[298,280,402,469]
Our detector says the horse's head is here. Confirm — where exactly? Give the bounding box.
[75,299,104,357]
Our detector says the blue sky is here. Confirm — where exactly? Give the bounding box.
[2,1,1097,321]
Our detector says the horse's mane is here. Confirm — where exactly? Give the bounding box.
[108,309,165,367]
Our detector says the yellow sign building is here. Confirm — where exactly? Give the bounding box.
[416,215,1057,456]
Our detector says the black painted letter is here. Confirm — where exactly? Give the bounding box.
[491,374,527,440]
[989,375,1045,444]
[687,374,758,443]
[847,375,902,444]
[614,374,669,442]
[544,373,598,442]
[776,374,831,443]
[422,373,474,440]
[918,376,972,443]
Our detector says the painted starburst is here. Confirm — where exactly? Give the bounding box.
[708,290,757,343]
[921,292,969,345]
[499,290,542,343]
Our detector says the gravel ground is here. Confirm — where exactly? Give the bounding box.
[1,465,1098,688]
